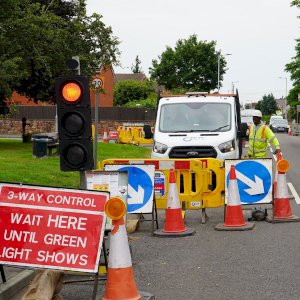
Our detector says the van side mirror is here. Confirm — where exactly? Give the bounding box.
[239,122,248,138]
[143,125,153,139]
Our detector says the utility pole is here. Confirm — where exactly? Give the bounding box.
[217,53,232,93]
[279,77,288,119]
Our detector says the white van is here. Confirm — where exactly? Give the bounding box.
[151,93,247,160]
[269,115,283,127]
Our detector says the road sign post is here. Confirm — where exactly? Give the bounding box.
[91,77,104,167]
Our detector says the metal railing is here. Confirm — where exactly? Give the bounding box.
[8,106,157,121]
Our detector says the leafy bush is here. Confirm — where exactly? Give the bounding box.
[114,80,155,106]
[123,93,158,108]
[0,102,17,118]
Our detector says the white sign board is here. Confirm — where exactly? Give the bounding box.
[225,159,273,205]
[85,171,128,230]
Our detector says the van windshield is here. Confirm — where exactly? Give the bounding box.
[160,103,231,132]
[273,119,288,125]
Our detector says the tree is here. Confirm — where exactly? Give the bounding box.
[114,80,155,106]
[284,1,300,119]
[149,35,227,92]
[0,0,120,105]
[131,55,142,73]
[255,101,261,111]
[258,94,278,116]
[285,37,300,119]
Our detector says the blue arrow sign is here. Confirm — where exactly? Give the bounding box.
[104,165,154,213]
[226,160,272,204]
[118,166,153,212]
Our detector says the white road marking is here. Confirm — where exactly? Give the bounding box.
[287,182,300,204]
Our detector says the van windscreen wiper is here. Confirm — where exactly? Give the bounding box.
[210,125,230,132]
[174,129,210,133]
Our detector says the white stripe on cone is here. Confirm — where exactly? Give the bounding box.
[167,181,181,209]
[276,173,289,198]
[227,176,241,206]
[108,222,132,268]
[103,130,108,142]
[274,171,278,195]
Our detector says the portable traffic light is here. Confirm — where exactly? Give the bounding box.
[55,75,93,171]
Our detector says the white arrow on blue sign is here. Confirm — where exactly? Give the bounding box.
[225,159,273,204]
[104,164,155,213]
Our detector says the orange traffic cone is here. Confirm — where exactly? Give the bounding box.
[103,217,141,300]
[288,127,292,136]
[102,197,141,300]
[215,165,255,231]
[154,169,195,237]
[103,197,155,300]
[103,128,108,143]
[266,159,300,223]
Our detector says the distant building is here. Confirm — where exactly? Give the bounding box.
[7,69,152,108]
[114,73,147,85]
[275,97,286,112]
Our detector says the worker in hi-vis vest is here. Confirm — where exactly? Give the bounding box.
[248,110,281,158]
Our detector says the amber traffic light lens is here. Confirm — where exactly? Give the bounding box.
[62,82,82,102]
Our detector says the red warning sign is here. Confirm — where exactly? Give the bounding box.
[0,183,109,273]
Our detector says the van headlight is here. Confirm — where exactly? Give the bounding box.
[218,140,235,153]
[153,141,168,154]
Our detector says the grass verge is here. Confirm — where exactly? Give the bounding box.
[0,139,151,189]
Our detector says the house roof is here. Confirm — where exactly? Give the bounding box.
[114,73,147,84]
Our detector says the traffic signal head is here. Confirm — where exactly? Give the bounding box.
[55,75,93,172]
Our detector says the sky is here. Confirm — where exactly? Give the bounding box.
[86,0,299,104]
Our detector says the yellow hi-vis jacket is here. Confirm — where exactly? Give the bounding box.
[248,123,280,158]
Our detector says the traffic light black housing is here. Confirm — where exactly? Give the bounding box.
[55,75,93,171]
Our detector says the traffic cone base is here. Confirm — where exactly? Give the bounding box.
[215,221,255,231]
[266,214,300,223]
[154,227,195,237]
[103,267,141,300]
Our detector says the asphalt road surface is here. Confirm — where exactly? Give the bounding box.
[12,132,300,300]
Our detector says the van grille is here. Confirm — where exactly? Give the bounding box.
[169,146,217,158]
